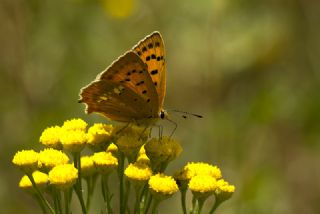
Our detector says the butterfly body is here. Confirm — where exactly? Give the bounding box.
[79,32,167,126]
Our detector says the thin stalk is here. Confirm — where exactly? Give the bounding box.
[123,179,131,213]
[151,200,160,214]
[133,185,143,214]
[101,175,113,214]
[27,174,55,214]
[34,194,48,214]
[118,152,125,214]
[196,198,206,214]
[73,152,87,214]
[180,189,187,214]
[86,175,97,211]
[143,192,153,214]
[64,189,71,214]
[209,198,223,214]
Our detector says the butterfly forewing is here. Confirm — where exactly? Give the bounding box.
[133,32,166,110]
[79,51,159,122]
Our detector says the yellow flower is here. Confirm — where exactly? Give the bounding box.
[177,162,222,181]
[12,150,39,173]
[148,173,178,201]
[60,130,87,152]
[145,137,182,172]
[136,153,150,165]
[80,156,96,177]
[189,175,217,199]
[38,148,69,170]
[19,171,49,192]
[87,123,113,150]
[106,143,118,155]
[215,179,235,201]
[62,118,87,132]
[49,164,78,190]
[125,162,152,185]
[115,126,146,161]
[92,152,118,175]
[39,126,63,149]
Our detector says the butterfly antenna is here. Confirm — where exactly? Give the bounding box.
[169,110,203,119]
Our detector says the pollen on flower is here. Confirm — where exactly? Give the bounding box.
[125,162,152,182]
[19,171,49,191]
[181,162,222,180]
[80,156,96,177]
[38,148,69,170]
[92,152,118,174]
[12,150,39,173]
[48,164,78,190]
[87,123,113,148]
[148,173,179,196]
[188,175,217,193]
[60,130,87,152]
[62,118,87,132]
[39,126,62,149]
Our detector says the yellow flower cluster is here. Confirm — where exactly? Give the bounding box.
[12,150,39,173]
[148,173,179,200]
[87,123,113,150]
[125,162,152,183]
[174,162,235,202]
[92,152,118,174]
[19,171,49,191]
[49,164,78,190]
[12,117,235,213]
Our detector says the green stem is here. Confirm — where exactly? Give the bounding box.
[180,189,187,214]
[101,175,113,214]
[118,152,125,214]
[123,179,131,213]
[64,189,71,214]
[86,175,97,211]
[151,199,160,214]
[133,185,143,214]
[27,174,55,214]
[73,152,87,214]
[191,195,197,214]
[143,192,153,214]
[34,194,48,214]
[196,198,206,214]
[209,198,223,214]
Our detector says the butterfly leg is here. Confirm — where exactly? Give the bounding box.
[152,124,163,140]
[166,118,177,138]
[138,126,150,140]
[115,122,131,135]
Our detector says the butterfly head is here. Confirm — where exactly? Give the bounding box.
[159,109,168,120]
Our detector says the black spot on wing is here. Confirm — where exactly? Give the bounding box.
[151,70,158,75]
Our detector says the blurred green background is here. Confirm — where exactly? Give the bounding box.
[1,0,320,213]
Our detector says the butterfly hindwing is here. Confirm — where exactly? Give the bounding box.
[79,51,159,122]
[133,32,166,110]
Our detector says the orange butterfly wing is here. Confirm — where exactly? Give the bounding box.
[133,32,166,113]
[79,52,159,122]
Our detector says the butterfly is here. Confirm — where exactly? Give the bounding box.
[79,32,168,126]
